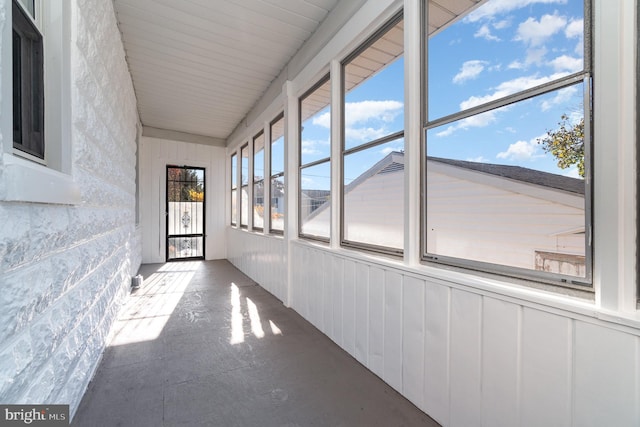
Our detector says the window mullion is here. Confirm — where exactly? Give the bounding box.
[330,59,342,249]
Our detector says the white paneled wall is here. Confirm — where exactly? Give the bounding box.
[226,229,287,302]
[288,241,640,427]
[139,137,227,263]
[223,1,639,425]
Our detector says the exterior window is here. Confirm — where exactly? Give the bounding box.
[424,0,591,286]
[13,0,44,160]
[253,131,265,230]
[299,75,331,241]
[341,14,404,254]
[270,113,285,234]
[240,144,249,228]
[230,153,237,226]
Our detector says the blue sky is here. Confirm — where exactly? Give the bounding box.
[299,0,585,190]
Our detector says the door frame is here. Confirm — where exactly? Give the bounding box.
[165,165,206,261]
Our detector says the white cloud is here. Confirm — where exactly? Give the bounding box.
[453,60,488,84]
[434,110,498,137]
[312,100,403,145]
[496,139,541,161]
[466,0,567,23]
[563,167,582,178]
[497,133,548,161]
[460,111,498,128]
[493,19,511,30]
[380,145,404,156]
[474,25,500,41]
[301,138,328,155]
[346,126,387,142]
[312,112,330,129]
[342,100,404,144]
[515,14,567,47]
[345,100,403,127]
[459,72,569,110]
[540,85,578,111]
[508,60,525,70]
[438,71,572,138]
[466,156,488,162]
[549,54,582,73]
[436,126,456,137]
[565,18,583,39]
[524,46,548,66]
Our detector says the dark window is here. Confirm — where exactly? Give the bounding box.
[12,0,44,159]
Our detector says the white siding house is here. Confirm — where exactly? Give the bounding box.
[306,152,585,273]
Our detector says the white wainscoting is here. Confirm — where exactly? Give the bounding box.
[227,228,287,303]
[285,241,639,427]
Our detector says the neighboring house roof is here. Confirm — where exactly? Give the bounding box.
[428,156,585,195]
[306,150,585,218]
[345,151,584,195]
[301,189,331,199]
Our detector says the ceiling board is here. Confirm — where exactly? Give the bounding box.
[114,0,484,142]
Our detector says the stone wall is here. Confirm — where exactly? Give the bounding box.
[0,0,140,415]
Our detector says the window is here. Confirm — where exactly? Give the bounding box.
[240,144,249,228]
[230,152,237,226]
[12,0,44,160]
[424,0,591,286]
[253,131,265,231]
[341,14,404,254]
[270,113,285,234]
[299,75,331,241]
[637,5,640,303]
[2,0,78,205]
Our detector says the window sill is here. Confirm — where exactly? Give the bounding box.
[0,153,80,204]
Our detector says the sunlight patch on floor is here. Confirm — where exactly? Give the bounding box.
[229,284,284,344]
[109,262,201,346]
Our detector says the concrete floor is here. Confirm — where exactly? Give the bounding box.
[72,260,440,427]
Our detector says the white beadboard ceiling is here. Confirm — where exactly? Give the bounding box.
[113,0,482,144]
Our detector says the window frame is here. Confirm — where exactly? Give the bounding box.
[340,12,405,256]
[12,0,44,161]
[637,0,640,304]
[252,130,265,232]
[1,0,79,205]
[298,73,332,243]
[240,143,249,229]
[230,152,237,226]
[421,0,594,289]
[269,112,285,235]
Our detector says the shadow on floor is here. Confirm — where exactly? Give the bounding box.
[72,260,440,427]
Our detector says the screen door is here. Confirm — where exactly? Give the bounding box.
[166,166,205,261]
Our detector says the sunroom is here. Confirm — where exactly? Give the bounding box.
[0,0,638,425]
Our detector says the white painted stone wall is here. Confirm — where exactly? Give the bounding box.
[0,0,140,416]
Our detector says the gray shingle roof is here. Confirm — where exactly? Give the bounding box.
[428,156,585,195]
